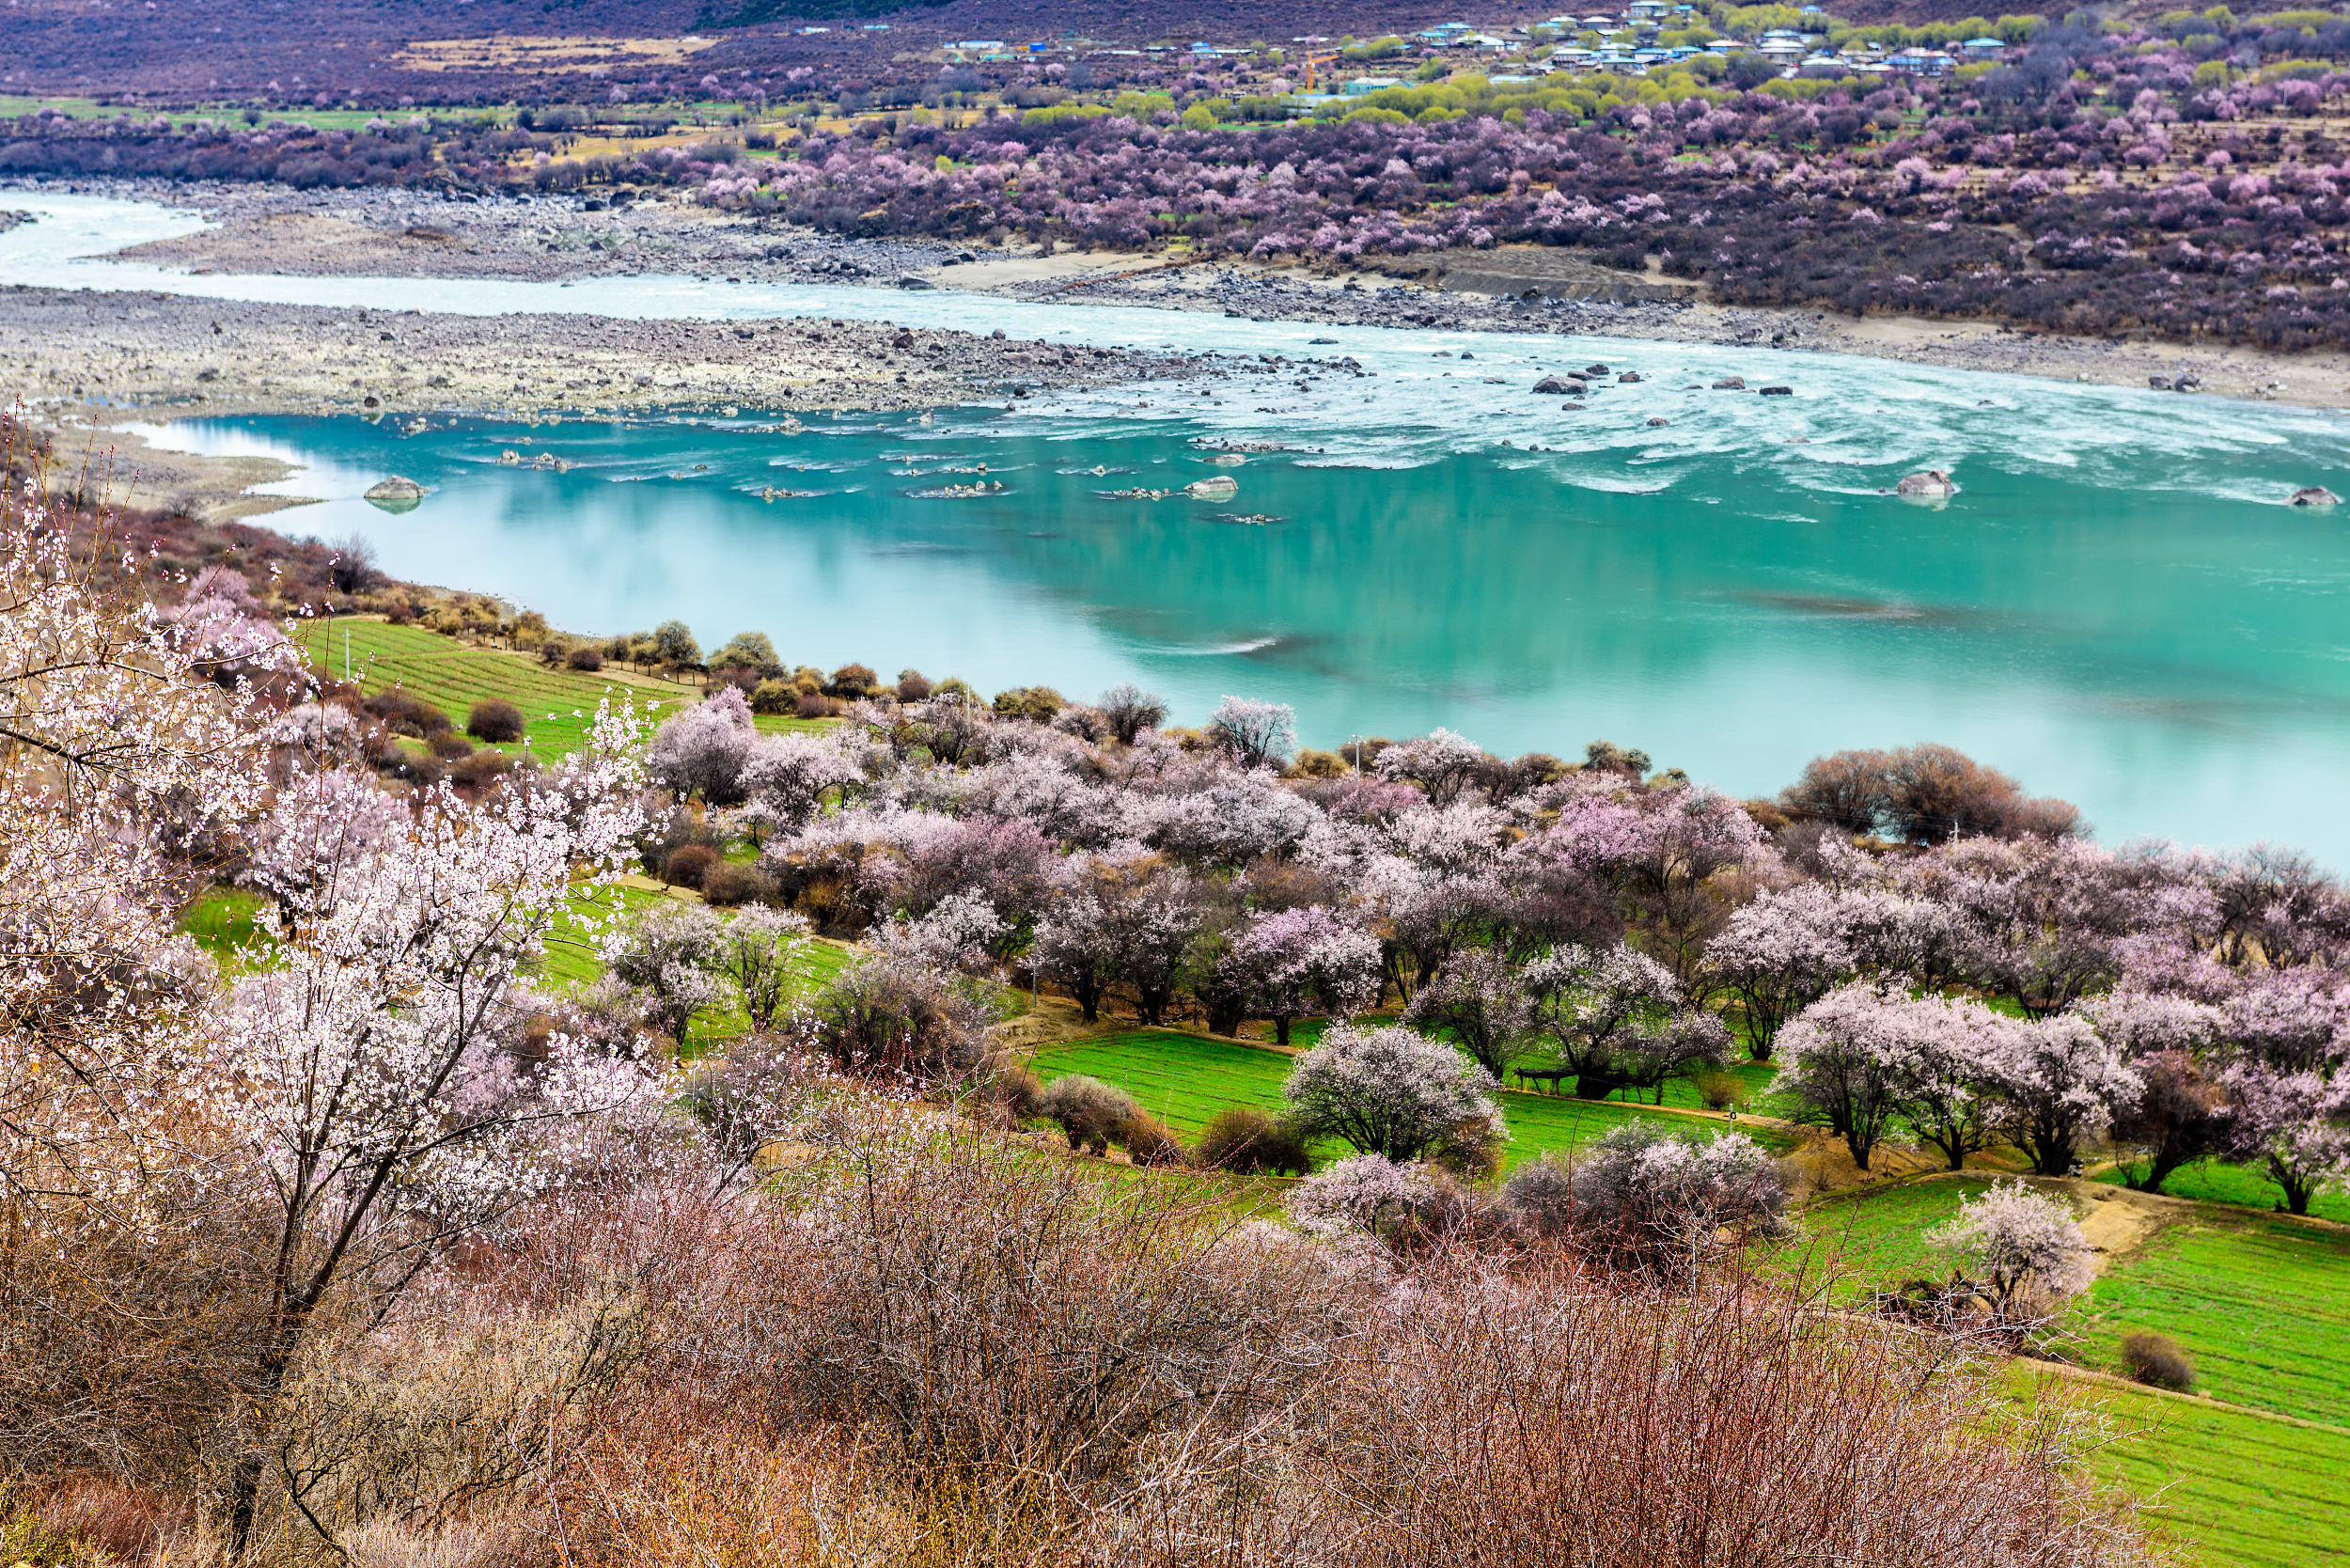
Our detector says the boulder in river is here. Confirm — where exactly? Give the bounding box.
[2288,486,2341,507]
[1185,475,1240,500]
[1895,470,1958,498]
[1618,371,1642,384]
[1711,375,1747,390]
[1759,385,1794,397]
[363,475,427,513]
[1646,416,1670,428]
[1534,375,1574,393]
[896,275,934,290]
[1582,363,1610,377]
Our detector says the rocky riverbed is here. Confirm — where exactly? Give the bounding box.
[51,178,2350,409]
[0,284,1224,425]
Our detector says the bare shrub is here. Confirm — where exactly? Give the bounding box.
[1297,1258,2146,1568]
[655,1127,1355,1511]
[662,843,720,889]
[2120,1331,2195,1392]
[556,1398,915,1568]
[968,1061,1044,1129]
[699,860,776,906]
[1035,1074,1139,1154]
[262,1293,647,1549]
[1193,1106,1313,1175]
[1120,1110,1187,1168]
[464,698,525,743]
[14,1477,193,1565]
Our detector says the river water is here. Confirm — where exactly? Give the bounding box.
[8,192,2350,863]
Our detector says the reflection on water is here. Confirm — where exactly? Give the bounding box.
[124,407,2350,869]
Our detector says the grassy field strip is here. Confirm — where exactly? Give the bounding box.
[297,618,833,757]
[2069,1211,2350,1427]
[300,618,694,757]
[2092,1158,2350,1227]
[2012,1367,2350,1568]
[1026,1028,1797,1169]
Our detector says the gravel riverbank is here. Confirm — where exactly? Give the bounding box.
[48,178,2350,411]
[0,283,1207,423]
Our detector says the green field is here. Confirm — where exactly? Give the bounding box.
[1795,1172,1998,1289]
[2070,1210,2350,1427]
[2092,1157,2350,1226]
[1805,1176,2350,1424]
[2013,1371,2350,1568]
[1804,1174,2350,1566]
[188,874,854,1058]
[1028,1028,1797,1170]
[299,619,836,759]
[181,887,274,971]
[301,618,697,758]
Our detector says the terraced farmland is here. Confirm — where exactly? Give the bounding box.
[2070,1208,2350,1426]
[300,618,694,756]
[298,618,831,757]
[2013,1370,2350,1568]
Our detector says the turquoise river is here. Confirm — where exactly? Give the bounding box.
[9,194,2350,863]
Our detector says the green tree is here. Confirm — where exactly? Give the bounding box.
[652,619,703,669]
[710,630,780,674]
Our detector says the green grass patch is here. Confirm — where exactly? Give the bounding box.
[2091,1157,2350,1226]
[529,883,854,1057]
[180,887,274,972]
[1027,1029,1793,1170]
[299,619,839,759]
[2070,1208,2350,1427]
[1796,1172,1996,1290]
[2007,1369,2350,1568]
[301,619,696,759]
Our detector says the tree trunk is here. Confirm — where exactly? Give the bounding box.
[1574,1071,1625,1102]
[1275,1015,1292,1046]
[224,1339,300,1559]
[2275,1158,2315,1215]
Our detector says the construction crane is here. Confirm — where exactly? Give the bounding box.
[1302,51,1340,91]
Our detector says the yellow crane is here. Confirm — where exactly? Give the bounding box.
[1303,51,1341,91]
